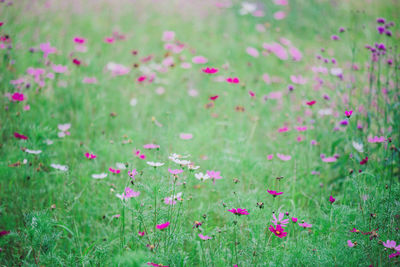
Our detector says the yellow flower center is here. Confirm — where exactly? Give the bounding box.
[276,231,281,235]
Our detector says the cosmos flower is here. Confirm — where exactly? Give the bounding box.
[306,100,316,106]
[143,144,160,149]
[228,208,249,216]
[360,157,368,165]
[128,169,137,179]
[298,222,312,228]
[269,224,287,238]
[202,67,218,74]
[199,233,212,240]
[383,240,400,251]
[347,240,355,247]
[292,217,298,223]
[25,149,42,154]
[195,172,210,181]
[92,173,107,179]
[50,164,68,172]
[206,170,222,184]
[156,222,170,230]
[11,92,25,102]
[345,110,353,118]
[329,196,336,204]
[109,168,121,174]
[146,161,165,167]
[272,213,289,227]
[14,132,28,140]
[164,192,183,205]
[168,168,183,175]
[276,153,291,161]
[226,77,240,84]
[85,152,96,159]
[267,190,283,197]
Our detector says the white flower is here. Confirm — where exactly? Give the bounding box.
[130,98,137,106]
[352,141,364,153]
[330,68,343,76]
[116,162,127,169]
[239,2,257,15]
[195,172,210,181]
[171,158,191,165]
[25,149,42,154]
[188,164,200,170]
[318,109,332,116]
[146,161,164,167]
[50,163,68,171]
[92,173,108,179]
[44,139,53,145]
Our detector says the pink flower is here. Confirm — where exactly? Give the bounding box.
[85,152,96,159]
[128,169,137,179]
[249,91,255,98]
[199,233,212,240]
[168,168,183,175]
[292,217,298,223]
[23,105,30,111]
[329,195,336,204]
[347,240,355,247]
[73,37,86,44]
[272,213,289,227]
[104,37,115,43]
[269,224,287,238]
[367,136,386,143]
[273,11,286,20]
[289,46,302,61]
[52,64,68,73]
[202,67,218,74]
[162,31,175,42]
[322,157,337,163]
[228,208,249,216]
[298,222,312,228]
[11,92,25,102]
[383,240,400,251]
[82,77,98,84]
[72,58,81,66]
[137,76,147,82]
[109,168,120,174]
[345,110,353,118]
[246,47,259,57]
[143,144,160,149]
[192,56,208,64]
[180,133,193,140]
[267,190,283,197]
[14,132,28,140]
[124,187,140,198]
[138,231,145,236]
[0,230,10,237]
[147,263,169,267]
[164,192,182,205]
[278,127,289,133]
[40,42,56,58]
[226,77,240,84]
[206,170,222,184]
[156,221,170,230]
[267,154,274,160]
[389,252,400,258]
[209,95,219,101]
[276,153,291,161]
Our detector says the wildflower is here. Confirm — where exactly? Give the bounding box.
[168,168,183,175]
[331,35,340,41]
[0,231,10,237]
[210,95,219,101]
[383,240,400,251]
[11,92,25,102]
[147,262,168,267]
[85,152,96,159]
[299,222,312,228]
[109,168,120,174]
[25,149,42,154]
[199,233,212,240]
[226,77,240,84]
[202,67,218,74]
[146,161,164,167]
[367,136,386,143]
[306,100,316,106]
[14,132,28,140]
[339,120,349,126]
[267,190,283,197]
[360,157,368,165]
[345,110,353,118]
[192,56,208,64]
[376,18,386,24]
[267,154,274,160]
[329,195,336,204]
[269,224,287,238]
[249,91,255,98]
[50,164,68,172]
[272,213,289,227]
[228,208,249,216]
[128,169,137,179]
[292,217,298,223]
[143,144,160,149]
[164,192,183,205]
[156,221,170,230]
[195,172,210,181]
[138,231,145,236]
[347,240,355,247]
[206,170,223,184]
[92,173,107,179]
[180,133,193,140]
[276,153,291,161]
[246,47,259,57]
[72,58,81,66]
[193,221,202,228]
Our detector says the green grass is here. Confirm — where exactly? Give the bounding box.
[0,0,399,266]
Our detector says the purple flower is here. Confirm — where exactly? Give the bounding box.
[376,17,386,24]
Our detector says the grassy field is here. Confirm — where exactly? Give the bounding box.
[1,0,399,266]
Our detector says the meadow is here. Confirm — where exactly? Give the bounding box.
[0,0,399,266]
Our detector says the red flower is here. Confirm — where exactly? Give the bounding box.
[360,157,368,165]
[269,224,287,238]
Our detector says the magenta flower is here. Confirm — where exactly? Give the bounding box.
[329,195,336,204]
[124,187,140,199]
[267,190,283,197]
[249,91,255,98]
[109,168,120,174]
[147,262,169,267]
[360,157,368,165]
[306,100,316,106]
[0,230,10,237]
[292,217,298,223]
[272,213,289,227]
[226,77,240,84]
[345,110,353,118]
[156,221,170,230]
[168,168,183,175]
[11,92,25,102]
[206,170,222,184]
[143,144,160,149]
[298,222,312,228]
[276,153,291,161]
[269,224,287,238]
[347,240,355,247]
[389,252,400,258]
[228,208,249,216]
[198,233,212,240]
[14,132,28,140]
[350,228,360,233]
[85,152,96,159]
[73,37,86,44]
[202,67,218,74]
[138,231,145,236]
